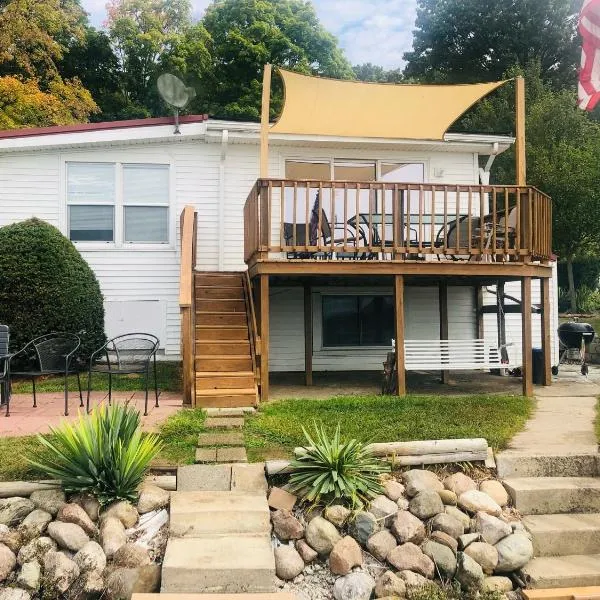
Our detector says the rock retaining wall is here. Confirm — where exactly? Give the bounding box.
[585,336,600,364]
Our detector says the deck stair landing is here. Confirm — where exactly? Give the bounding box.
[195,272,258,408]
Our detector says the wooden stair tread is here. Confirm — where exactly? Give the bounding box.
[196,388,257,395]
[196,371,255,376]
[196,325,246,329]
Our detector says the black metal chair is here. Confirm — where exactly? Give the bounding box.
[86,333,160,416]
[0,325,11,416]
[9,333,82,416]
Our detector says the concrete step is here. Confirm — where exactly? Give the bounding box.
[169,491,270,537]
[136,594,294,600]
[198,431,245,447]
[161,535,275,593]
[205,416,245,429]
[523,513,600,556]
[522,554,600,589]
[496,452,600,478]
[195,447,248,464]
[503,477,600,514]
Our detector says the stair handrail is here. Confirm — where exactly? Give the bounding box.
[180,205,197,406]
[242,270,261,389]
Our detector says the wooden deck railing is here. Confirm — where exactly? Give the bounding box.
[242,270,261,390]
[179,205,197,406]
[243,179,552,264]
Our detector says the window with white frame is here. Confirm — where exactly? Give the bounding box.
[67,162,170,245]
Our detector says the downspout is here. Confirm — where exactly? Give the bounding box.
[218,129,229,271]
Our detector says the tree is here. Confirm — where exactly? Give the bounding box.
[203,0,355,120]
[403,0,579,87]
[353,63,403,83]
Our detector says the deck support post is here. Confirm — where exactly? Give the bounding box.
[439,281,449,383]
[475,285,484,338]
[259,274,270,402]
[541,277,552,386]
[394,275,406,395]
[304,284,313,386]
[521,276,533,397]
[496,281,509,368]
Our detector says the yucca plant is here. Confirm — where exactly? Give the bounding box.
[288,422,389,508]
[29,403,162,505]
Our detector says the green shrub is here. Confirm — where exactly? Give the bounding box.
[0,218,105,360]
[288,423,389,508]
[29,403,162,505]
[409,582,503,600]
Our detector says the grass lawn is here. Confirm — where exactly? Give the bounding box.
[10,361,182,394]
[245,393,534,462]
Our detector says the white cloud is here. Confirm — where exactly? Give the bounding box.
[82,0,417,68]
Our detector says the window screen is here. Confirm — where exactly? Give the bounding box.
[322,295,394,347]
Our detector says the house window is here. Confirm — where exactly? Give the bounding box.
[66,162,169,244]
[322,295,394,347]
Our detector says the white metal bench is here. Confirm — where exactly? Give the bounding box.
[404,339,508,371]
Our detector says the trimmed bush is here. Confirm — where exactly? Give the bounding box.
[0,218,105,359]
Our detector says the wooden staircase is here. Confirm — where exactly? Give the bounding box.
[194,272,259,408]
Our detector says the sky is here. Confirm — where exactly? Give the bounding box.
[81,0,418,69]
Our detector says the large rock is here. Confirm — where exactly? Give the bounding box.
[329,536,362,575]
[457,490,501,516]
[305,516,341,555]
[18,509,52,539]
[383,480,405,502]
[479,480,509,507]
[29,489,65,517]
[444,506,471,529]
[47,521,89,552]
[58,503,97,537]
[375,570,406,598]
[137,484,170,514]
[0,526,22,554]
[72,569,105,598]
[391,511,425,544]
[71,494,100,522]
[430,531,458,554]
[443,473,476,496]
[421,540,457,579]
[16,560,40,592]
[349,511,379,546]
[409,490,444,520]
[494,534,534,573]
[456,551,484,590]
[113,543,151,568]
[387,542,435,578]
[0,590,31,600]
[333,572,375,600]
[104,565,161,600]
[272,509,304,541]
[398,570,434,591]
[458,533,481,550]
[482,576,513,592]
[438,490,458,506]
[367,529,397,562]
[17,536,56,565]
[0,498,35,527]
[296,539,317,563]
[370,495,399,526]
[324,505,351,527]
[43,550,80,594]
[402,470,443,497]
[100,501,138,529]
[431,513,464,539]
[0,543,16,582]
[274,544,304,580]
[474,512,512,545]
[464,542,498,575]
[74,541,106,573]
[100,516,126,558]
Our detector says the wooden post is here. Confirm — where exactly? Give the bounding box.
[260,64,272,178]
[394,275,406,395]
[259,274,270,402]
[496,281,509,366]
[521,276,533,397]
[515,76,526,186]
[304,284,313,386]
[541,277,552,386]
[475,285,484,338]
[439,281,449,384]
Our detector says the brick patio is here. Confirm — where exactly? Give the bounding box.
[0,391,184,437]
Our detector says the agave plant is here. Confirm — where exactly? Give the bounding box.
[29,403,162,505]
[288,422,389,508]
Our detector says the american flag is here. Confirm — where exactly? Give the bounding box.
[579,0,600,110]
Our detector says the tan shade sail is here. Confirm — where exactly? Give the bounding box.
[270,69,507,141]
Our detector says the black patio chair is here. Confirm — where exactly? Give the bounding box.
[0,325,11,416]
[86,333,160,416]
[9,332,82,417]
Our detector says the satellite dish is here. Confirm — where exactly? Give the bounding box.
[157,73,196,133]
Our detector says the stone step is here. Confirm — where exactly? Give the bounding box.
[503,477,600,514]
[205,416,245,429]
[496,452,600,478]
[178,464,232,492]
[169,491,271,537]
[198,431,245,447]
[135,594,295,600]
[161,536,276,593]
[194,447,248,464]
[522,554,600,589]
[204,407,256,417]
[523,513,600,556]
